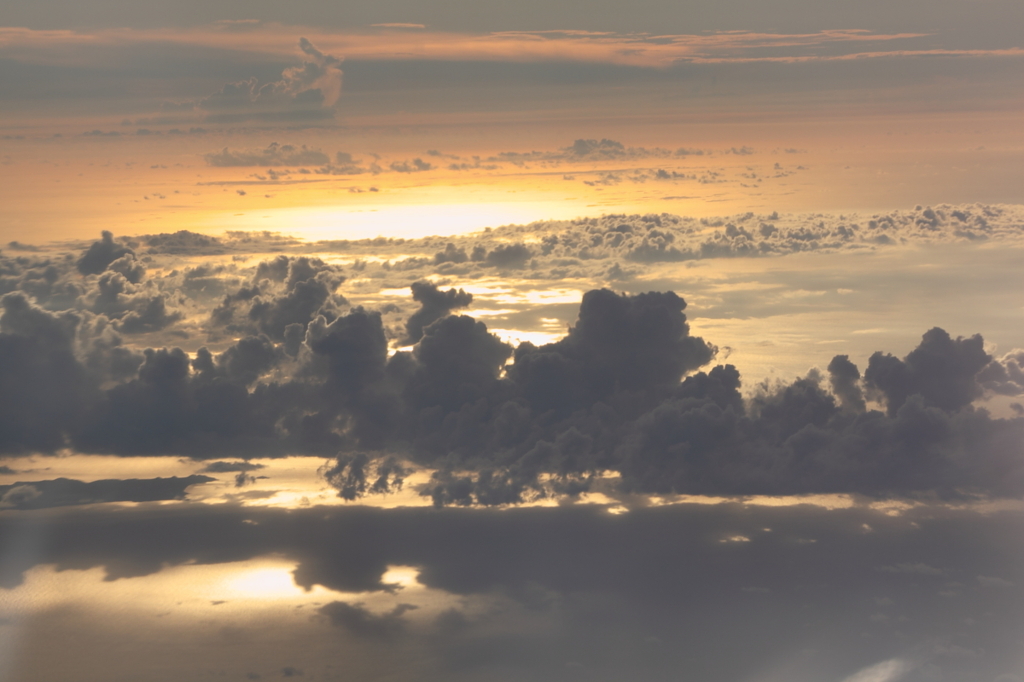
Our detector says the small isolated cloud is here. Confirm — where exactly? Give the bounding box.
[200,461,265,473]
[977,575,1014,588]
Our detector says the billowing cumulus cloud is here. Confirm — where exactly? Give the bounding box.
[403,281,473,344]
[188,38,344,123]
[0,293,94,453]
[864,328,992,416]
[76,231,141,279]
[210,255,347,340]
[84,272,183,334]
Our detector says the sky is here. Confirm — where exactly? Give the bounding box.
[1,0,1024,681]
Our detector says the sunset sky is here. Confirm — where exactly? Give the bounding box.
[2,0,1024,680]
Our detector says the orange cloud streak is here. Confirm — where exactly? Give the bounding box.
[4,24,999,70]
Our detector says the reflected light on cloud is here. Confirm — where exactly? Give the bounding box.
[223,565,306,600]
[381,565,422,590]
[489,328,565,348]
[840,658,914,682]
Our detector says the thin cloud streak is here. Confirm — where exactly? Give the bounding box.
[7,24,1013,70]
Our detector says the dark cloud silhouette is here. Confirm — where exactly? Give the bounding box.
[212,256,346,340]
[865,327,992,416]
[320,601,418,638]
[403,281,473,344]
[76,231,138,278]
[4,272,1024,501]
[828,354,866,412]
[326,290,1023,504]
[0,475,213,510]
[210,334,284,385]
[200,461,265,473]
[405,313,513,417]
[73,344,304,457]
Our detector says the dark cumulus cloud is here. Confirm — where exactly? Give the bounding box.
[403,280,473,344]
[210,255,347,340]
[84,271,182,334]
[320,601,418,639]
[483,242,532,269]
[3,260,1024,503]
[0,293,95,453]
[5,230,187,339]
[865,327,992,415]
[76,230,145,283]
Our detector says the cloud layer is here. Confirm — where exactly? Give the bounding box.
[1,501,1022,681]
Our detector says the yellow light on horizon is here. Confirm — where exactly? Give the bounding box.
[208,200,590,242]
